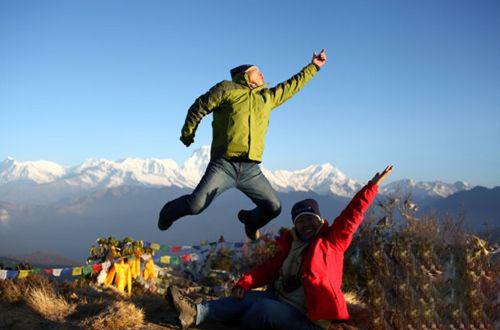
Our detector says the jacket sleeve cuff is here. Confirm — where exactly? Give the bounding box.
[180,135,193,143]
[367,180,379,192]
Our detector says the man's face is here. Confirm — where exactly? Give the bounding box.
[246,66,265,87]
[294,214,323,240]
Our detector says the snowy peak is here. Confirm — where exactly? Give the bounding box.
[0,158,66,184]
[0,148,475,203]
[64,157,184,189]
[181,145,211,185]
[380,179,473,199]
[263,163,361,197]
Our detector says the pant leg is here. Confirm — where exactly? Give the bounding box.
[237,162,282,230]
[196,290,276,325]
[240,296,321,330]
[158,158,236,229]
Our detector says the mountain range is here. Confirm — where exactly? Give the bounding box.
[0,147,497,261]
[0,146,473,204]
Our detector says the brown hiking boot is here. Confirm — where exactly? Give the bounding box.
[238,210,260,241]
[166,286,197,329]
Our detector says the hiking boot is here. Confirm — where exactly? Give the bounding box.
[166,286,197,329]
[158,205,174,231]
[238,210,260,241]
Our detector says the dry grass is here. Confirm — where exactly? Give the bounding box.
[80,300,144,329]
[344,291,366,307]
[25,285,76,322]
[0,280,23,303]
[0,275,52,304]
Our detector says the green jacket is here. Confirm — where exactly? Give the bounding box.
[180,63,319,162]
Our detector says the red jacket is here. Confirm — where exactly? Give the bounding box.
[236,181,378,321]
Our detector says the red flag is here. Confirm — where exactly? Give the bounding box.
[171,245,181,252]
[181,254,191,263]
[92,264,103,273]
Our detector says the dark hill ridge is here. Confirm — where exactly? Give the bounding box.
[0,184,498,261]
[0,251,80,269]
[426,186,500,232]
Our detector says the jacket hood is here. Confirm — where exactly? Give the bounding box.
[231,70,251,87]
[230,65,266,89]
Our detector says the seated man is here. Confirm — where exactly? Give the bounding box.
[167,165,394,330]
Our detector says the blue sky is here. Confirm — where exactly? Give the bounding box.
[1,0,499,187]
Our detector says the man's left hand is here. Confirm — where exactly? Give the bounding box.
[312,49,327,68]
[370,165,394,186]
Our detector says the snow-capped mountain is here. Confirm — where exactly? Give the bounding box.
[180,145,211,185]
[380,179,473,200]
[262,164,361,197]
[0,157,66,184]
[63,157,186,189]
[0,146,473,204]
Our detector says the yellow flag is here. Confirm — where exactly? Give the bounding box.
[151,243,161,250]
[72,267,83,276]
[160,255,170,264]
[105,265,116,287]
[18,270,30,279]
[143,259,157,281]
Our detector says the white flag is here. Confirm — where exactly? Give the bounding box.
[101,261,111,272]
[52,269,63,277]
[0,270,7,280]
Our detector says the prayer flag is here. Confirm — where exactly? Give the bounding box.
[18,270,30,279]
[92,264,103,273]
[83,266,93,275]
[72,267,82,276]
[171,256,181,265]
[6,271,18,279]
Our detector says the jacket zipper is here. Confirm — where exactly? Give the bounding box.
[247,89,252,156]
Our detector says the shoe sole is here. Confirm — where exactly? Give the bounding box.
[166,286,195,330]
[158,218,174,231]
[239,211,260,241]
[245,226,260,241]
[165,287,176,310]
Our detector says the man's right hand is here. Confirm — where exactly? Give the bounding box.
[180,136,193,147]
[231,286,246,300]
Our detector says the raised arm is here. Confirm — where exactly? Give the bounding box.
[268,49,327,110]
[180,83,225,147]
[328,165,393,251]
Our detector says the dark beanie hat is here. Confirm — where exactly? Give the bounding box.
[291,199,321,223]
[230,64,254,79]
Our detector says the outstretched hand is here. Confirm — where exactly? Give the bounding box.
[311,49,327,68]
[371,165,394,186]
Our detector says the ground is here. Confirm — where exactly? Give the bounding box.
[0,275,368,329]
